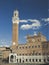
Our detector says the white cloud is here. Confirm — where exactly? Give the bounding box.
[19,20,28,23]
[0,39,11,47]
[32,22,41,30]
[20,19,41,30]
[21,24,31,30]
[19,19,40,23]
[32,22,41,27]
[42,18,49,22]
[28,19,40,23]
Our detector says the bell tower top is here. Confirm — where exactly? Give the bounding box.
[14,10,19,18]
[12,10,19,24]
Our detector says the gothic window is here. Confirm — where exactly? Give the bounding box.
[44,59,46,62]
[29,59,31,62]
[26,59,28,62]
[35,53,38,55]
[10,55,14,59]
[29,46,31,48]
[26,46,27,48]
[19,47,21,49]
[22,47,24,49]
[25,54,27,56]
[43,53,45,55]
[22,54,24,56]
[23,60,24,63]
[19,54,21,56]
[47,57,49,62]
[47,53,49,55]
[43,44,48,48]
[32,46,34,48]
[17,59,18,63]
[38,45,40,48]
[39,53,41,55]
[39,59,41,62]
[29,54,31,56]
[20,59,21,63]
[32,53,34,55]
[32,59,34,62]
[36,59,38,62]
[35,46,37,48]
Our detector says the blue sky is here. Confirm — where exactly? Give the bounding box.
[0,0,49,46]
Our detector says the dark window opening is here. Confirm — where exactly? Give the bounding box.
[32,46,34,48]
[23,60,24,63]
[38,45,40,48]
[22,54,24,56]
[20,59,21,63]
[36,59,38,62]
[47,57,49,61]
[35,53,38,55]
[39,59,41,62]
[26,59,28,62]
[44,59,46,62]
[35,46,37,48]
[29,46,31,48]
[10,55,14,59]
[25,54,27,56]
[22,47,24,49]
[32,59,34,62]
[43,53,45,55]
[29,54,31,55]
[17,59,18,63]
[19,47,21,49]
[39,53,41,55]
[26,46,27,48]
[29,59,31,62]
[19,54,21,56]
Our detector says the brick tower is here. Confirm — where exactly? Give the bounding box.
[12,10,19,47]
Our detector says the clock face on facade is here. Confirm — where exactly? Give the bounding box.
[32,39,35,42]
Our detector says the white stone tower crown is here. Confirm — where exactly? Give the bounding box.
[12,10,19,24]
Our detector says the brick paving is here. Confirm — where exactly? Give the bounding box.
[0,60,49,65]
[0,63,49,65]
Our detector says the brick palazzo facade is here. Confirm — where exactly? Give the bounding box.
[0,10,49,64]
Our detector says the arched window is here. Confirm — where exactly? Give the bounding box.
[44,59,46,62]
[39,59,41,62]
[32,59,34,62]
[23,60,24,63]
[19,59,21,63]
[10,55,14,59]
[47,57,49,62]
[36,59,38,62]
[29,59,31,62]
[26,59,28,62]
[39,53,41,55]
[17,59,18,63]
